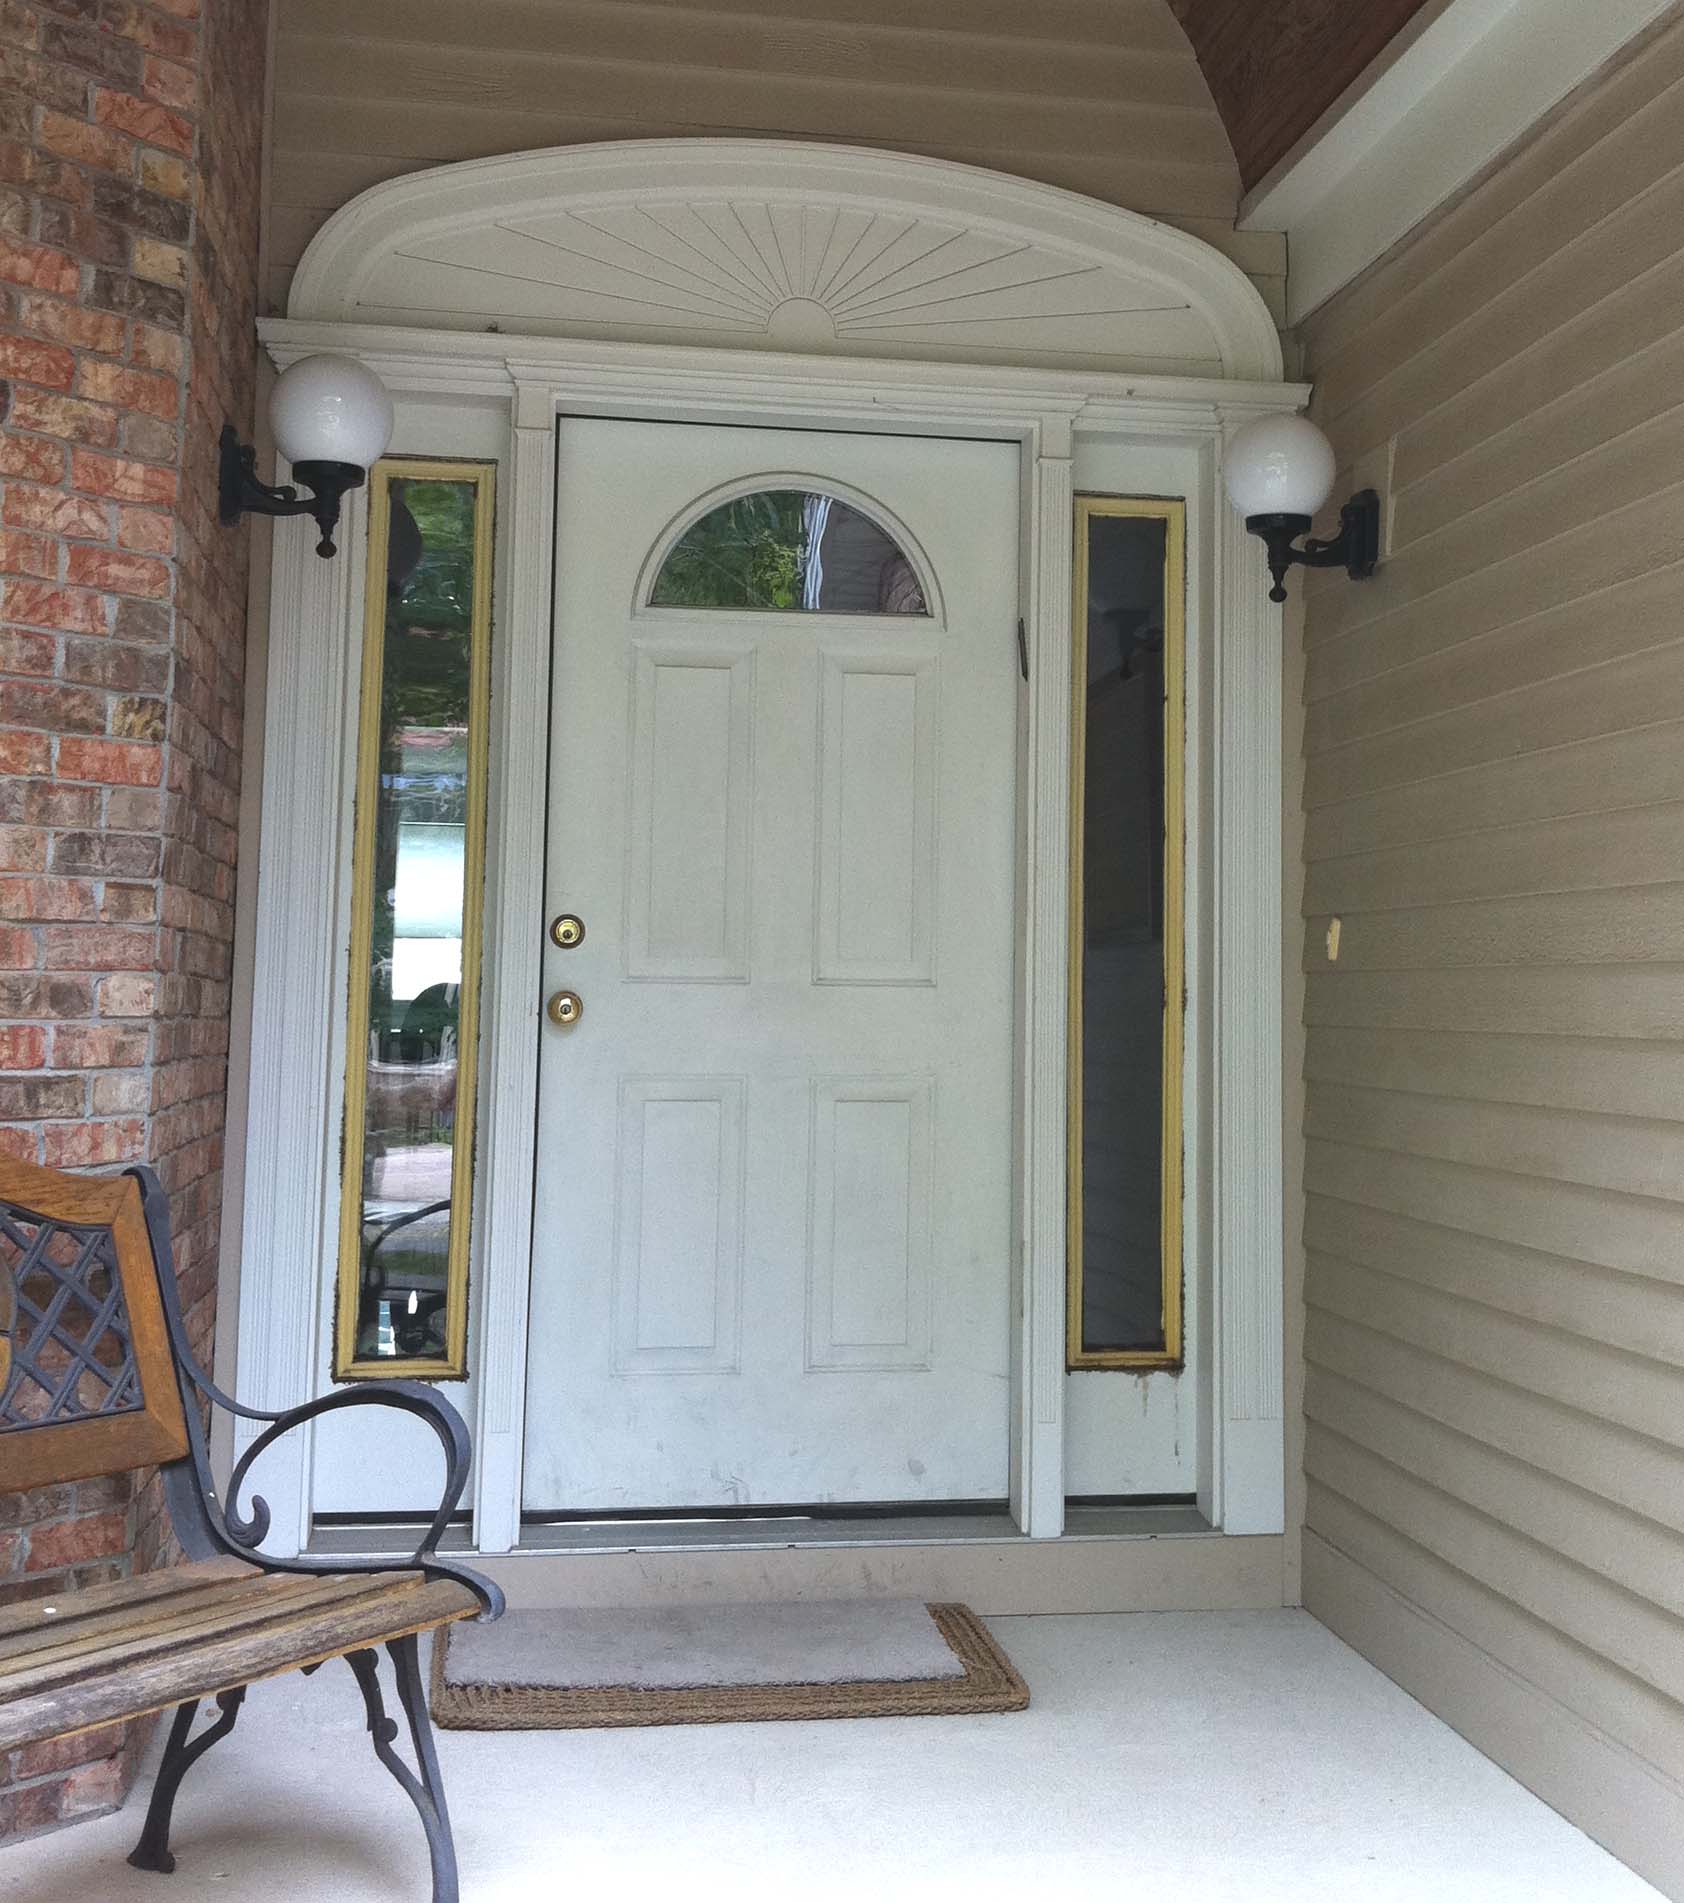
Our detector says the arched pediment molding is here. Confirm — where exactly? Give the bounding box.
[288,139,1282,383]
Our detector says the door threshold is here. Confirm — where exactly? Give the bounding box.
[308,1502,1210,1559]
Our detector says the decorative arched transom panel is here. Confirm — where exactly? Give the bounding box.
[288,140,1282,382]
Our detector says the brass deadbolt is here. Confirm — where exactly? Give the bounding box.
[546,989,583,1028]
[550,913,585,949]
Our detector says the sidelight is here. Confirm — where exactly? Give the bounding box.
[1067,497,1186,1370]
[334,460,495,1379]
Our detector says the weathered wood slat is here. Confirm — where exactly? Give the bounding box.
[0,1568,480,1752]
[0,1569,391,1680]
[0,1563,271,1665]
[0,1557,252,1643]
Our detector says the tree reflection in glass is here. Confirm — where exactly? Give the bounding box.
[649,489,927,614]
[345,472,489,1371]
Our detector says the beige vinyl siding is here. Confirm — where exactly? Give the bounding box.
[1296,12,1684,1893]
[266,0,1280,317]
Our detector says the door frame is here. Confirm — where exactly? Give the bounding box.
[231,142,1302,1557]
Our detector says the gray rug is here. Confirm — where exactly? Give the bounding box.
[446,1599,963,1690]
[431,1600,1028,1729]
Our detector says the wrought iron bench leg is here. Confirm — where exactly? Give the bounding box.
[346,1639,460,1903]
[127,1686,248,1875]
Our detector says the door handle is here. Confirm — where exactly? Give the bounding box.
[546,990,583,1029]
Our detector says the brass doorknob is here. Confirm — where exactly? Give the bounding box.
[550,913,585,949]
[546,990,582,1028]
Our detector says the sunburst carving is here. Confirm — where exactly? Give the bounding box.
[293,142,1283,380]
[386,200,1202,370]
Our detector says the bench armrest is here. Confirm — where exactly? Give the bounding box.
[221,1383,502,1618]
[129,1166,502,1620]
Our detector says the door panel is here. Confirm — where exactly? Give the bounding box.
[522,419,1020,1513]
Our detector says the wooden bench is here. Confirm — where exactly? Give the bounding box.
[0,1156,503,1902]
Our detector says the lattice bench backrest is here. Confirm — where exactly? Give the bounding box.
[0,1157,189,1492]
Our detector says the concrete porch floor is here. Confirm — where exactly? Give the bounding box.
[0,1610,1661,1902]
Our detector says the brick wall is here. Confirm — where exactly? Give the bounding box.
[0,0,266,1841]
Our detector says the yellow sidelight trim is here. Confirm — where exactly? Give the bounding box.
[1066,495,1187,1372]
[334,459,496,1382]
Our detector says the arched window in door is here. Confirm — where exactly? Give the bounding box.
[647,488,929,615]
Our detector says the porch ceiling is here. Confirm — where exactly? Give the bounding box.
[1166,0,1442,190]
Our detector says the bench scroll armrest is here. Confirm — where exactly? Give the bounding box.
[128,1166,502,1619]
[222,1383,502,1618]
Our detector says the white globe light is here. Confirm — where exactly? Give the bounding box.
[1223,413,1337,520]
[268,354,394,471]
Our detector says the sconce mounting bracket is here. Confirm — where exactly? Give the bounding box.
[218,423,365,558]
[1246,488,1381,604]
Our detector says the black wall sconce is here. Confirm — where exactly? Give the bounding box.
[1224,414,1380,604]
[220,354,395,559]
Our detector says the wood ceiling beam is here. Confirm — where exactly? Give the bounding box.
[1166,0,1440,190]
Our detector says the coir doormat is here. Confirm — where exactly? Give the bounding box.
[431,1599,1027,1730]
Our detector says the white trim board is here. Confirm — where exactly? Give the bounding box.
[1241,0,1682,324]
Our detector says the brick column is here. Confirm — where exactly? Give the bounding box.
[0,0,265,1840]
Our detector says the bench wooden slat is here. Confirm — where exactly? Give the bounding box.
[1,1570,454,1695]
[0,1568,388,1680]
[0,1556,255,1643]
[0,1567,481,1752]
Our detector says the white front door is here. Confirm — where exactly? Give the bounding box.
[522,418,1020,1513]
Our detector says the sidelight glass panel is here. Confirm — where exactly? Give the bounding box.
[648,489,928,614]
[1068,497,1186,1368]
[334,461,495,1379]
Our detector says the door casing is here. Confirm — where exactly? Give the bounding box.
[235,341,1294,1556]
[231,146,1297,1559]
